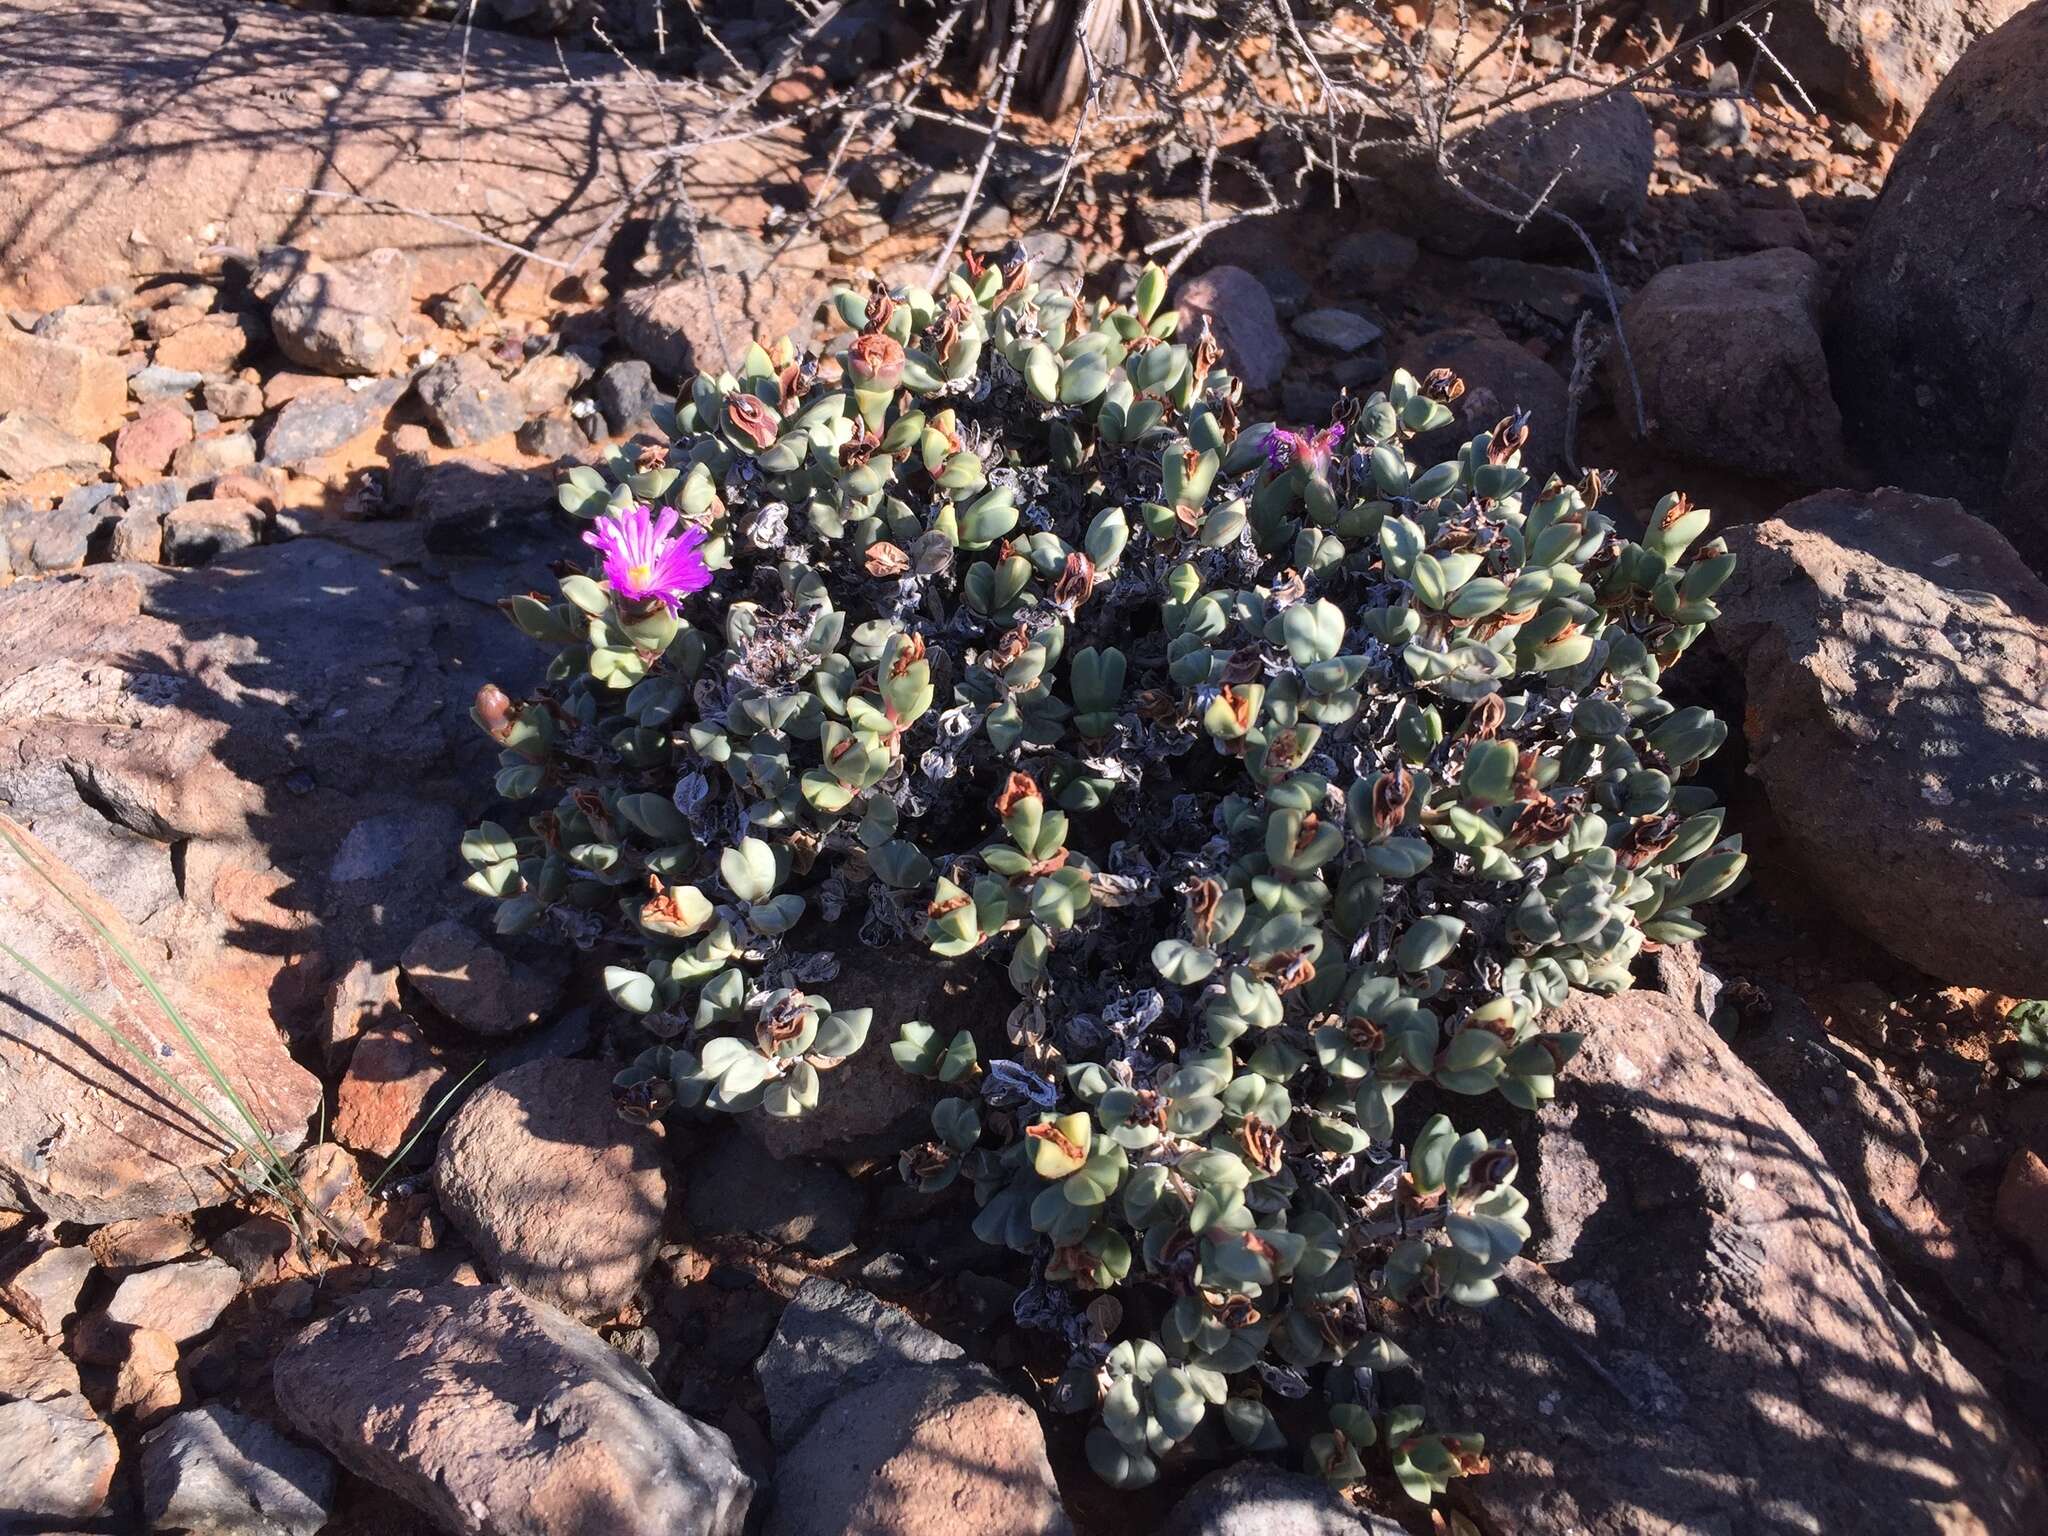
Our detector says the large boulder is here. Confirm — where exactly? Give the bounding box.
[0,819,321,1223]
[433,1059,671,1320]
[1619,248,1845,481]
[0,0,816,311]
[253,246,415,378]
[1390,987,2042,1536]
[1828,1,2048,569]
[1715,491,2048,995]
[276,1283,754,1536]
[139,1405,336,1536]
[1736,0,2025,141]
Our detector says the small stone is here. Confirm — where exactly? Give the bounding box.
[0,1312,80,1400]
[108,501,166,563]
[213,1216,297,1287]
[141,1405,336,1536]
[1175,266,1290,393]
[170,429,257,482]
[596,358,664,436]
[434,1058,669,1319]
[88,1214,197,1271]
[513,350,591,418]
[34,303,132,355]
[24,498,96,572]
[1328,228,1419,287]
[1290,306,1383,353]
[430,283,493,333]
[685,1133,863,1256]
[0,326,129,438]
[417,350,529,448]
[1465,256,1610,324]
[0,1242,96,1335]
[153,312,261,375]
[333,1015,451,1161]
[261,377,409,467]
[130,364,204,403]
[756,1277,969,1448]
[0,1394,118,1523]
[202,375,264,420]
[400,919,564,1036]
[0,410,112,483]
[517,410,586,459]
[110,1324,182,1424]
[114,403,195,483]
[163,497,266,566]
[142,303,210,341]
[1995,1150,2048,1277]
[104,1256,243,1342]
[255,246,415,376]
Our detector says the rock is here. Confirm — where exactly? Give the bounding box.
[87,1214,197,1271]
[1160,1462,1402,1535]
[260,376,409,467]
[104,1256,243,1343]
[163,496,266,566]
[755,1277,968,1449]
[748,939,1008,1163]
[0,1393,118,1522]
[115,403,195,484]
[513,351,591,419]
[109,1323,181,1423]
[318,959,402,1063]
[1289,307,1383,354]
[434,1059,669,1319]
[685,1133,862,1256]
[0,822,320,1223]
[1716,491,2048,994]
[617,229,827,379]
[131,364,205,403]
[203,375,264,421]
[417,351,528,448]
[1996,1150,2048,1277]
[413,455,556,552]
[254,247,413,377]
[0,1311,80,1401]
[153,312,262,376]
[0,409,111,483]
[1328,229,1419,289]
[0,1241,96,1335]
[0,326,127,438]
[1018,230,1088,292]
[431,284,492,334]
[332,1015,452,1161]
[170,430,258,483]
[1176,266,1290,393]
[275,1282,754,1536]
[401,919,564,1035]
[765,1364,1070,1536]
[1828,2,2048,568]
[1619,248,1843,480]
[1748,0,2024,141]
[1391,987,2043,1536]
[1372,85,1653,258]
[108,499,166,562]
[139,1405,335,1536]
[1406,329,1570,483]
[33,303,131,355]
[6,493,96,573]
[595,358,664,436]
[516,411,586,460]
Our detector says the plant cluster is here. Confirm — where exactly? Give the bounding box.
[459,246,1744,1498]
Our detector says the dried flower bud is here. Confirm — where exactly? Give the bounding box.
[724,391,779,450]
[847,331,905,389]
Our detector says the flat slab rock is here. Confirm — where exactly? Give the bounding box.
[754,1276,969,1449]
[140,1404,336,1536]
[1716,489,2048,994]
[433,1058,670,1320]
[1389,986,2044,1536]
[274,1282,753,1536]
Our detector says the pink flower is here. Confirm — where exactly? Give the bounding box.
[1266,421,1346,476]
[582,505,712,614]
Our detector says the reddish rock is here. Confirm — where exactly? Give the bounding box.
[0,1241,96,1336]
[114,404,195,484]
[1175,266,1289,394]
[333,1015,452,1161]
[109,1324,182,1423]
[275,1283,754,1535]
[1407,328,1571,482]
[615,229,828,380]
[0,408,112,484]
[0,325,127,438]
[152,312,261,375]
[434,1060,669,1319]
[87,1214,197,1271]
[1996,1150,2048,1277]
[401,919,563,1036]
[0,1393,118,1522]
[0,1311,80,1400]
[254,248,414,378]
[104,1256,242,1343]
[32,303,131,355]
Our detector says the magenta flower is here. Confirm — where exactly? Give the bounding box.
[582,505,712,613]
[1266,421,1346,476]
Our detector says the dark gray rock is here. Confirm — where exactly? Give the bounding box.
[755,1277,968,1448]
[1466,257,1611,325]
[140,1404,336,1536]
[1328,229,1418,289]
[261,377,409,467]
[1290,307,1382,354]
[416,351,528,448]
[163,497,266,567]
[595,358,664,436]
[1406,329,1570,483]
[684,1134,863,1255]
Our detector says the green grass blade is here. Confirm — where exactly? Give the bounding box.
[366,1056,485,1196]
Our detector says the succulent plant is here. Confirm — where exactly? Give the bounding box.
[461,243,1744,1499]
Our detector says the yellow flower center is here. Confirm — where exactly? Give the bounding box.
[627,563,652,586]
